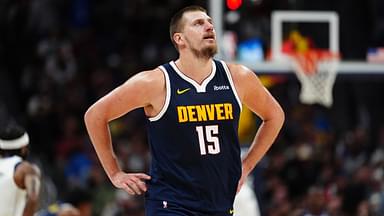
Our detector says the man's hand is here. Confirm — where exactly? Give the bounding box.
[237,172,248,193]
[111,172,151,195]
[237,165,251,193]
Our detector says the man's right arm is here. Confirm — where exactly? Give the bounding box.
[14,162,41,216]
[84,68,164,195]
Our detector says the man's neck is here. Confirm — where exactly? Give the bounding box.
[175,54,213,84]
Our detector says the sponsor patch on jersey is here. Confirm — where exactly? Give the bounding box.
[213,85,230,91]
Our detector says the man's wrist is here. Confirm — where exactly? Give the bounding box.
[241,160,253,176]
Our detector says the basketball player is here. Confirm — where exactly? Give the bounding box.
[84,5,284,215]
[0,120,41,216]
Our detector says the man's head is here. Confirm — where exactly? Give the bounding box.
[65,187,93,216]
[0,120,29,158]
[170,5,217,58]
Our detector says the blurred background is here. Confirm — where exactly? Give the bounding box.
[1,0,384,215]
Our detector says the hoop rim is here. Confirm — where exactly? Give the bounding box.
[286,49,340,75]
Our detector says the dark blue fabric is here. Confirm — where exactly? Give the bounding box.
[146,60,241,214]
[145,199,234,216]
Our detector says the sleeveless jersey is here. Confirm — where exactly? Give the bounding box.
[146,60,242,214]
[0,156,27,216]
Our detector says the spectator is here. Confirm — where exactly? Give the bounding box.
[0,117,41,216]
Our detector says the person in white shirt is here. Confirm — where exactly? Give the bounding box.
[0,119,41,216]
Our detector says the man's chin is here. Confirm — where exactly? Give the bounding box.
[204,47,217,58]
[191,45,218,59]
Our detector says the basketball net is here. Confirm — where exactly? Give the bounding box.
[288,50,340,107]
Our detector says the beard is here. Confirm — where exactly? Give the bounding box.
[191,45,217,59]
[186,37,218,59]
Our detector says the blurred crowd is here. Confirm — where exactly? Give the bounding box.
[1,0,384,215]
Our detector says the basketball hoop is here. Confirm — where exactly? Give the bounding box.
[288,50,340,107]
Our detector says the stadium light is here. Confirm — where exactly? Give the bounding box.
[226,0,242,10]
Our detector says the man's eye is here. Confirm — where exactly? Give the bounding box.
[194,21,203,25]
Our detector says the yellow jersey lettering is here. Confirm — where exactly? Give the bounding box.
[195,105,208,121]
[205,104,216,121]
[224,103,233,120]
[177,106,188,123]
[215,104,225,120]
[177,103,234,123]
[187,106,197,122]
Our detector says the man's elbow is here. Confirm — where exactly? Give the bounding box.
[268,103,285,130]
[84,105,100,127]
[84,104,110,130]
[276,105,285,126]
[84,106,94,126]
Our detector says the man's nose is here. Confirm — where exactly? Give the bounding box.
[205,22,214,32]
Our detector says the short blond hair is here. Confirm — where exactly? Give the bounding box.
[169,5,207,50]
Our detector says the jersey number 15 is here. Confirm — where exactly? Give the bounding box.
[196,125,220,155]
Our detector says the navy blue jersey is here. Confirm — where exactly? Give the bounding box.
[146,60,242,214]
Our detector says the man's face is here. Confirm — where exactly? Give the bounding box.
[20,146,29,159]
[178,11,217,58]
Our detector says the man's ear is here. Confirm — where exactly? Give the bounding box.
[173,33,184,47]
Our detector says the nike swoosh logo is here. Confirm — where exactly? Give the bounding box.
[177,88,191,95]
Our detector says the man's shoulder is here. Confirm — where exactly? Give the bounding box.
[15,160,41,176]
[213,60,251,79]
[212,59,243,71]
[135,67,165,84]
[123,67,166,97]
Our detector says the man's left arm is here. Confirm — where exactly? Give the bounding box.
[228,63,285,191]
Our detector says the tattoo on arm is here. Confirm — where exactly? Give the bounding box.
[22,166,41,216]
[25,174,41,201]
